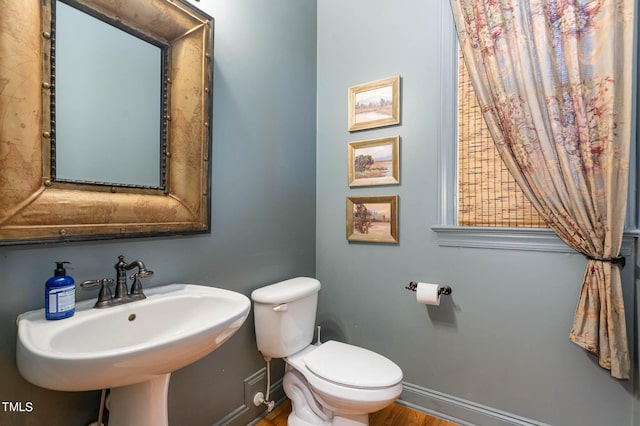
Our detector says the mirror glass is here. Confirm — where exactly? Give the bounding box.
[55,1,164,188]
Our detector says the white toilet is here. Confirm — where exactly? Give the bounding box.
[251,277,403,426]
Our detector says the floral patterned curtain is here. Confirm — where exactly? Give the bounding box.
[449,0,634,379]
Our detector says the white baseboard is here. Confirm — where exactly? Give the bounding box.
[399,382,550,426]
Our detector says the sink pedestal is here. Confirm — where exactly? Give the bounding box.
[109,374,171,426]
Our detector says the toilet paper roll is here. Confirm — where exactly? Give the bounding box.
[415,282,442,306]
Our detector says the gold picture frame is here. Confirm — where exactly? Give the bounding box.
[348,76,400,132]
[346,195,398,244]
[348,136,400,187]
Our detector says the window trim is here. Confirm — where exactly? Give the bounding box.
[433,1,637,253]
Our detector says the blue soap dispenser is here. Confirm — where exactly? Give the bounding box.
[45,261,75,320]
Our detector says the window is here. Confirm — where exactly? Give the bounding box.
[433,5,581,252]
[433,1,636,253]
[457,50,546,228]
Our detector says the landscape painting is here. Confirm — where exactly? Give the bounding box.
[348,76,400,131]
[346,195,398,243]
[348,136,399,187]
[354,86,393,123]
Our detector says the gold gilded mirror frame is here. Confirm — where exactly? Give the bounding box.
[0,0,213,245]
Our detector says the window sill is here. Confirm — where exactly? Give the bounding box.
[432,225,637,255]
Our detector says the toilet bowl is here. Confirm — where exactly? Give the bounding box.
[286,342,403,420]
[251,277,403,426]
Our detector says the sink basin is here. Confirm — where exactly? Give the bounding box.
[17,283,250,390]
[17,283,250,425]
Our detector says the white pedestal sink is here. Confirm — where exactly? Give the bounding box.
[16,284,251,425]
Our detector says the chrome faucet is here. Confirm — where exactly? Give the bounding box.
[81,255,154,308]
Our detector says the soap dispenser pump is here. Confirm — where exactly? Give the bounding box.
[45,261,75,320]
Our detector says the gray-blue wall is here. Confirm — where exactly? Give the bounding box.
[1,1,637,425]
[316,1,636,425]
[0,0,317,425]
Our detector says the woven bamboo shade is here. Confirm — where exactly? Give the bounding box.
[457,51,546,228]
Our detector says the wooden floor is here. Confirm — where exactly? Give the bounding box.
[257,399,458,426]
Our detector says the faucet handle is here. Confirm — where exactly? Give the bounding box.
[80,278,114,288]
[81,278,114,308]
[129,273,147,298]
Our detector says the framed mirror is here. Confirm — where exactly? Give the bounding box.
[0,0,213,245]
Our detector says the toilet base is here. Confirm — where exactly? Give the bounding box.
[288,411,369,426]
[284,368,372,426]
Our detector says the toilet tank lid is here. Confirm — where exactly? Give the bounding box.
[251,277,321,304]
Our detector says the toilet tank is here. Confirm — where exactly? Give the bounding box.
[251,277,321,358]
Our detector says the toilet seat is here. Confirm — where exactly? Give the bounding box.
[304,341,402,389]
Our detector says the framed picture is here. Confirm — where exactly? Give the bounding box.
[348,136,400,187]
[348,75,400,132]
[346,195,398,243]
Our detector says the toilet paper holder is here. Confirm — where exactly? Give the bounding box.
[405,281,452,295]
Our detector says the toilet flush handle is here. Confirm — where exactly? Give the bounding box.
[273,303,288,312]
